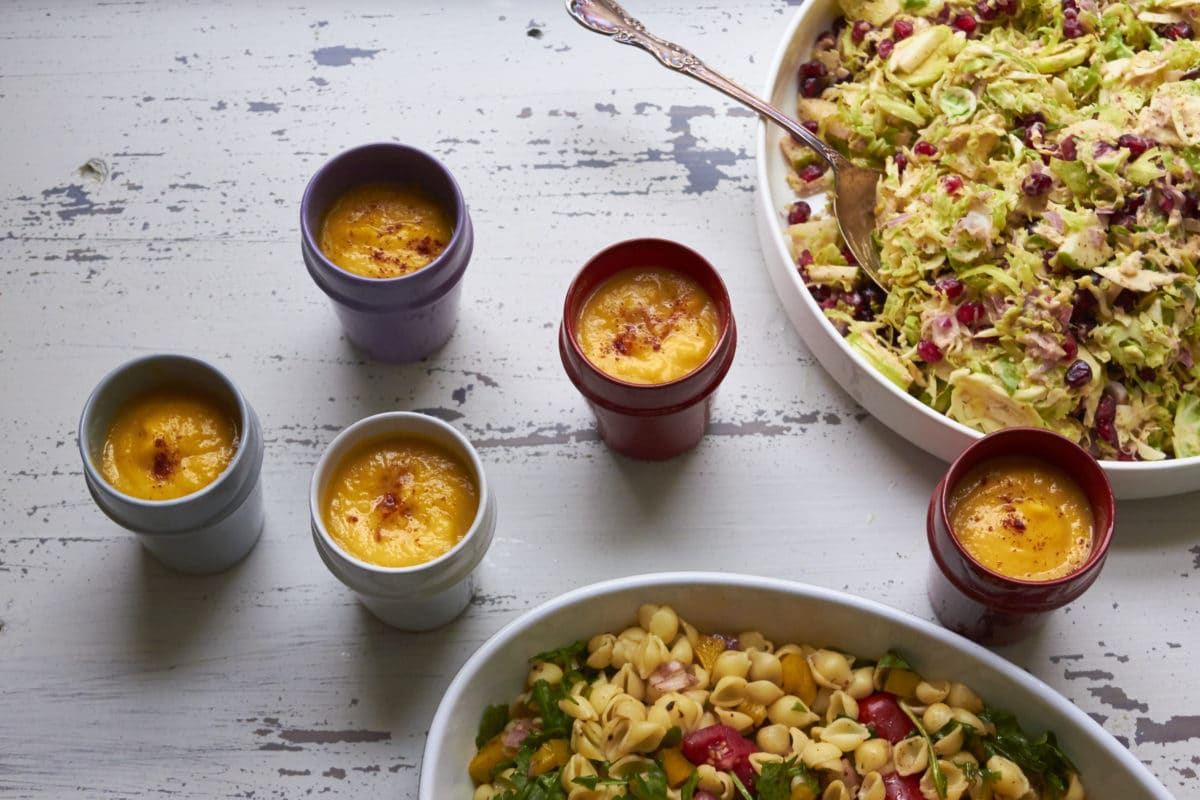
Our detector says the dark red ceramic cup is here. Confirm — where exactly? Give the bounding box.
[559,238,736,460]
[300,142,473,363]
[927,427,1115,645]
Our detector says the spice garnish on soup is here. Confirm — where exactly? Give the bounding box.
[575,267,720,384]
[100,388,239,500]
[318,183,453,279]
[948,456,1094,581]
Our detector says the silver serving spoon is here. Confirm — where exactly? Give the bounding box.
[565,0,884,287]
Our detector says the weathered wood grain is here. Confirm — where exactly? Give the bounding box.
[0,1,1196,797]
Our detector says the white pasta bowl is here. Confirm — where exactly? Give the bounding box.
[754,0,1200,499]
[419,572,1170,799]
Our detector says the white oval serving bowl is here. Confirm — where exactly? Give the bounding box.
[753,0,1200,499]
[420,572,1170,799]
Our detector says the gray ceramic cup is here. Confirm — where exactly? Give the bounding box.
[79,354,265,574]
[300,142,474,363]
[310,412,496,630]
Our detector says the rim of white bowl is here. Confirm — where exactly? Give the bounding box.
[420,571,1170,799]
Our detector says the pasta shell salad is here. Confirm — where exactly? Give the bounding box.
[468,604,1083,800]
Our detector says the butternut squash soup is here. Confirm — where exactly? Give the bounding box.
[318,183,453,279]
[948,456,1094,581]
[575,267,720,384]
[100,388,239,500]
[322,436,478,568]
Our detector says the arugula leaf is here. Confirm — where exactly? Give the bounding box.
[531,640,588,671]
[530,679,571,739]
[680,769,700,800]
[492,745,568,800]
[624,762,671,800]
[754,757,819,800]
[876,650,914,670]
[476,703,510,748]
[660,725,682,749]
[729,770,754,800]
[979,707,1076,796]
[899,701,947,800]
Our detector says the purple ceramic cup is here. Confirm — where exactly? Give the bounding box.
[926,427,1115,645]
[300,143,474,363]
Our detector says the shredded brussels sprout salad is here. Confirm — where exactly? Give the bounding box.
[468,603,1084,800]
[781,0,1199,461]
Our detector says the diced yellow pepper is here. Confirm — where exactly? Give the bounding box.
[780,653,818,707]
[736,700,768,729]
[658,746,695,789]
[790,783,818,800]
[468,735,511,785]
[882,668,921,699]
[529,739,571,776]
[695,635,728,673]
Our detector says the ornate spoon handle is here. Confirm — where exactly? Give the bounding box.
[565,0,842,169]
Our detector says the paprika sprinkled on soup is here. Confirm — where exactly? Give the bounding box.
[100,388,239,500]
[318,183,453,279]
[947,455,1094,581]
[322,436,478,568]
[575,267,720,384]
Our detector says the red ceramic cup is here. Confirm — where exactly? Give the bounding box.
[558,238,736,460]
[926,427,1115,645]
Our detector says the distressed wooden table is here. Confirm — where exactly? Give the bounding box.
[1,2,1196,797]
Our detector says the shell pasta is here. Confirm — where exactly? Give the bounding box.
[468,604,1085,800]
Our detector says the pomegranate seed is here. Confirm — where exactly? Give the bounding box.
[1063,16,1085,37]
[1159,21,1193,39]
[852,20,873,42]
[956,301,986,326]
[798,163,826,182]
[877,38,895,59]
[1114,289,1138,312]
[1183,190,1199,219]
[942,175,964,194]
[1017,111,1046,126]
[917,339,944,363]
[1022,172,1053,196]
[787,201,812,224]
[1117,133,1153,157]
[914,141,938,156]
[976,0,999,20]
[841,245,859,265]
[1061,0,1077,11]
[1117,450,1137,462]
[1058,135,1077,161]
[802,119,820,133]
[997,0,1017,14]
[1138,366,1156,382]
[800,76,825,98]
[798,60,828,79]
[893,19,914,39]
[1062,337,1079,360]
[953,14,978,33]
[1022,121,1046,147]
[1095,395,1118,446]
[1065,359,1092,387]
[935,277,965,298]
[798,249,814,267]
[934,5,951,23]
[1159,193,1176,214]
[894,152,908,174]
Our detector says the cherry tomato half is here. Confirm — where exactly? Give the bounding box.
[858,692,916,744]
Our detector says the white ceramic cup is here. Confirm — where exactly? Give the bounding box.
[79,354,266,574]
[309,412,496,630]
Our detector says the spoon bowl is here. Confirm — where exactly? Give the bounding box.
[565,0,884,287]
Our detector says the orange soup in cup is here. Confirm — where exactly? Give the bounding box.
[100,388,239,501]
[321,435,479,568]
[947,455,1094,581]
[318,183,454,279]
[575,266,720,384]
